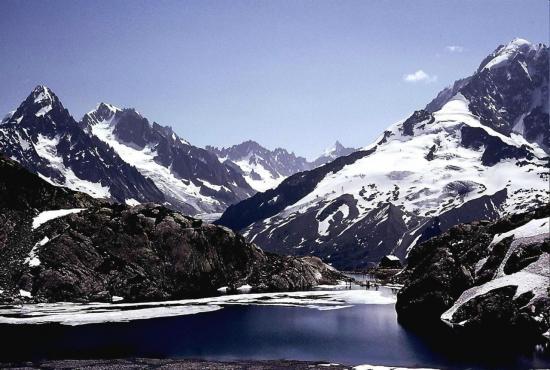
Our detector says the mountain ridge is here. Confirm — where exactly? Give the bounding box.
[207,140,357,192]
[216,38,550,270]
[0,87,256,216]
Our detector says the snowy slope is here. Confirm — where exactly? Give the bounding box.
[82,104,254,215]
[217,39,549,269]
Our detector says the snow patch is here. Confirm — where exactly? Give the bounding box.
[32,209,85,230]
[24,237,50,267]
[490,218,548,246]
[19,290,32,298]
[35,105,52,117]
[34,134,111,198]
[236,284,252,293]
[125,198,140,206]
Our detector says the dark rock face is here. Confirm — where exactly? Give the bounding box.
[17,204,341,303]
[449,286,542,338]
[0,156,100,296]
[396,205,550,342]
[460,126,533,166]
[0,157,344,304]
[401,110,434,136]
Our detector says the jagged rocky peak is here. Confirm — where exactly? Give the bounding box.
[28,85,61,113]
[8,85,68,128]
[427,38,549,151]
[209,140,281,159]
[79,101,255,215]
[83,103,182,150]
[478,38,544,71]
[1,85,255,215]
[30,85,57,106]
[207,139,357,193]
[0,86,166,204]
[207,140,312,192]
[312,140,356,167]
[326,140,345,154]
[234,139,265,153]
[81,102,121,127]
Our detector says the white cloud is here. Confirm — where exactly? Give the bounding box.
[403,70,437,83]
[445,45,464,53]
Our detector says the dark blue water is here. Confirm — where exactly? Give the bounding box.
[1,303,549,369]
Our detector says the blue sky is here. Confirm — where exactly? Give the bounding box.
[0,0,547,158]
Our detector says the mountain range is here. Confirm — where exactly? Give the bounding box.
[206,140,356,192]
[1,38,547,271]
[217,38,549,270]
[0,89,353,217]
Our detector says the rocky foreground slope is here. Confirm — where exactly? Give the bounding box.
[396,205,549,342]
[0,156,343,304]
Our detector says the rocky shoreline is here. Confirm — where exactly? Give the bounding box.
[396,205,550,343]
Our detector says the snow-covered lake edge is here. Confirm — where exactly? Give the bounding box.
[0,288,396,326]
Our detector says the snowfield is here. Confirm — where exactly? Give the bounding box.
[244,93,548,259]
[279,94,546,219]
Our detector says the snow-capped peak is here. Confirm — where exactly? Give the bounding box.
[11,85,65,120]
[32,85,54,104]
[481,38,538,70]
[323,141,344,156]
[81,102,122,128]
[95,102,121,114]
[85,102,121,118]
